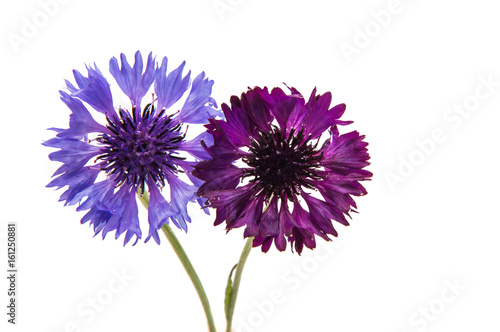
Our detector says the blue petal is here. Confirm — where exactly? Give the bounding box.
[67,65,115,114]
[177,72,222,124]
[75,180,115,212]
[57,91,108,139]
[175,160,210,215]
[86,185,142,245]
[43,136,101,177]
[166,174,198,232]
[146,182,175,244]
[81,206,112,231]
[79,182,117,234]
[49,167,100,206]
[177,131,214,160]
[109,51,155,108]
[69,69,89,91]
[116,188,141,245]
[154,57,191,111]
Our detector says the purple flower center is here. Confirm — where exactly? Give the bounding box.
[96,104,185,193]
[242,126,323,201]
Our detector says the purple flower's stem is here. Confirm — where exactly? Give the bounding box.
[138,192,217,332]
[225,237,253,332]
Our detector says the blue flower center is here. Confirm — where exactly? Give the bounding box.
[242,126,323,201]
[96,104,185,193]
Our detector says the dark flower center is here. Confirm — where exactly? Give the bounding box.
[242,126,323,201]
[96,104,185,193]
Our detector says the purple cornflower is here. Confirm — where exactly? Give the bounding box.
[193,86,372,253]
[44,51,221,245]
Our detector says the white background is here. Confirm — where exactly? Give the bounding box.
[1,0,499,331]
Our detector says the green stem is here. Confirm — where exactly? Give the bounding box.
[138,192,217,332]
[226,237,254,332]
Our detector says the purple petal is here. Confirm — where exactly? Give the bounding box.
[259,199,279,237]
[321,128,372,177]
[203,186,253,227]
[199,118,249,163]
[302,192,347,231]
[241,197,264,237]
[194,163,243,196]
[275,200,293,251]
[240,88,272,133]
[255,86,300,132]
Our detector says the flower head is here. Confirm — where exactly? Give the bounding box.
[193,86,372,253]
[44,51,222,245]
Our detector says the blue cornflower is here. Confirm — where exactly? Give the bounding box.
[44,51,222,245]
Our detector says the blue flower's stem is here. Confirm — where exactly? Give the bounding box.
[225,237,253,332]
[138,192,217,332]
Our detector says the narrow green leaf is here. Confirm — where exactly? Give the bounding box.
[224,264,238,320]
